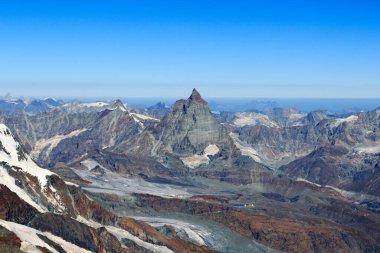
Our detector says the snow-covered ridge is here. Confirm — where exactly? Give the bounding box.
[0,220,92,253]
[0,124,65,213]
[63,102,110,108]
[0,124,53,187]
[130,112,160,122]
[77,216,175,253]
[80,102,110,107]
[331,115,358,127]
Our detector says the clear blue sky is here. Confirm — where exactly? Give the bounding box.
[0,1,379,98]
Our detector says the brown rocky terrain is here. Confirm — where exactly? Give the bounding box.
[133,193,380,253]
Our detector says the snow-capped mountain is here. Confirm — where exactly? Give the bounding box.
[0,97,63,114]
[0,123,217,252]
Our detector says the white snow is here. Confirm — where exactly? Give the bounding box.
[181,144,220,168]
[232,112,279,128]
[80,102,110,108]
[77,217,175,253]
[0,220,58,253]
[0,124,69,213]
[229,133,261,162]
[0,220,92,253]
[296,178,353,198]
[295,178,322,187]
[354,143,380,154]
[130,112,160,121]
[288,112,306,120]
[42,232,92,253]
[204,144,219,156]
[331,115,358,127]
[80,158,104,170]
[116,105,127,112]
[0,124,53,188]
[0,164,46,212]
[63,181,79,187]
[31,128,87,158]
[131,216,210,246]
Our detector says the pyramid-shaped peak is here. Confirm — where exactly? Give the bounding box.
[111,99,127,112]
[188,88,206,103]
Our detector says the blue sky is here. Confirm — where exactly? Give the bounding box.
[0,1,379,98]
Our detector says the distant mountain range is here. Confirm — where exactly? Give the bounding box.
[1,89,380,252]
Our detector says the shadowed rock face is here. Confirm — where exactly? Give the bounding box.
[0,185,40,225]
[0,225,22,253]
[3,104,141,167]
[152,88,235,156]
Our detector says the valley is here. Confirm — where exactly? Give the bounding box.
[1,89,380,252]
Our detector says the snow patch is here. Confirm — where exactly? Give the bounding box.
[229,133,261,162]
[80,102,110,108]
[31,128,87,158]
[181,145,220,169]
[295,178,322,187]
[130,112,160,122]
[354,143,380,154]
[80,158,105,171]
[233,112,279,128]
[131,216,210,246]
[331,115,358,127]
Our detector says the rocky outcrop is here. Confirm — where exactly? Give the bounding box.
[146,88,235,157]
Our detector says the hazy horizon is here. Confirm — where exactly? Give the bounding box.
[1,1,379,98]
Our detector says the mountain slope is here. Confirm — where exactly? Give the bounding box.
[0,123,217,253]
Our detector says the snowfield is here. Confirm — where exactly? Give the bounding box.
[233,112,279,127]
[331,115,358,127]
[181,144,220,168]
[0,124,68,213]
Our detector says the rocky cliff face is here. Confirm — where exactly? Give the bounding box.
[108,89,271,184]
[279,109,380,193]
[151,89,235,157]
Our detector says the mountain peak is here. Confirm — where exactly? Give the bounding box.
[111,99,127,112]
[189,88,206,103]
